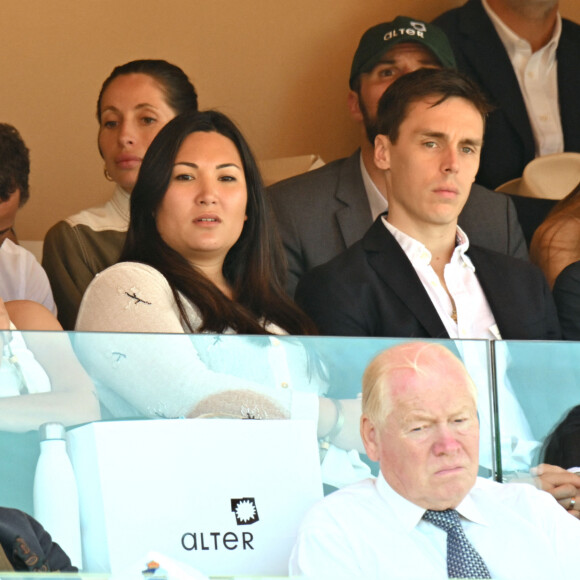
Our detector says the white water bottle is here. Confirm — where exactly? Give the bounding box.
[33,422,83,569]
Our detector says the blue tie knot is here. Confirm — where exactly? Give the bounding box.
[423,508,462,532]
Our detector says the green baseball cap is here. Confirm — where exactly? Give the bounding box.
[349,16,457,89]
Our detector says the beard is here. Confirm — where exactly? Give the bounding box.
[358,93,380,145]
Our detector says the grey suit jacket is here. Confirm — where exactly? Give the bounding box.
[295,217,560,340]
[268,150,528,296]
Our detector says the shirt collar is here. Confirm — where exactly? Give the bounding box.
[376,473,490,531]
[382,216,475,271]
[482,0,561,62]
[455,479,490,527]
[111,184,131,223]
[375,472,426,532]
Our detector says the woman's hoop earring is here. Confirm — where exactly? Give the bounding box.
[104,166,114,182]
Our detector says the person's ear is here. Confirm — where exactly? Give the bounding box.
[347,90,364,123]
[374,134,391,171]
[360,414,380,461]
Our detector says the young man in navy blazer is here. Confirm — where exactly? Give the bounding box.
[296,68,560,342]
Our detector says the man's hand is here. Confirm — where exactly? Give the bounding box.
[532,463,580,518]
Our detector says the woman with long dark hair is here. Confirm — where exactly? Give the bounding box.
[75,111,366,485]
[116,109,314,336]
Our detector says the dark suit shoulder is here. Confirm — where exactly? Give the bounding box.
[468,244,561,339]
[462,183,511,218]
[432,2,462,27]
[460,184,528,260]
[553,260,580,340]
[468,243,538,272]
[297,236,368,291]
[432,0,479,34]
[295,237,380,337]
[561,16,580,38]
[267,155,351,202]
[468,183,510,204]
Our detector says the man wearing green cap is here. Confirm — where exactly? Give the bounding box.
[268,17,527,297]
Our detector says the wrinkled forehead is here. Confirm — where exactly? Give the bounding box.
[389,364,474,397]
[385,346,476,404]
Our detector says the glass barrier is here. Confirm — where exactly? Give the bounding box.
[4,330,567,578]
[494,340,580,482]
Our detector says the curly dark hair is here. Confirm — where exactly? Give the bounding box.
[0,123,30,205]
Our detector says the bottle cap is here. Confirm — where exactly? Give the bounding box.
[38,422,66,441]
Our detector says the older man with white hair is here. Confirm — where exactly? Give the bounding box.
[290,342,580,579]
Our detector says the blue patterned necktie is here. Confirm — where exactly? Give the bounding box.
[423,509,491,579]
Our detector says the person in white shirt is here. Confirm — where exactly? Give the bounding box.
[434,0,580,190]
[434,0,580,242]
[0,124,55,314]
[290,342,580,579]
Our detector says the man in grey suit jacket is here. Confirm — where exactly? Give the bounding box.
[296,68,560,342]
[269,17,527,297]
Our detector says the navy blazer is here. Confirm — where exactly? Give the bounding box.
[296,217,561,340]
[434,0,580,190]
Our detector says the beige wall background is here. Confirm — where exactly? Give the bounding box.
[3,0,579,240]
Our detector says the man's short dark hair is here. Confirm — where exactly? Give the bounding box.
[372,68,492,144]
[0,124,30,205]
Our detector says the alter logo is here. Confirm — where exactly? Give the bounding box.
[384,21,426,42]
[180,497,260,552]
[231,497,259,525]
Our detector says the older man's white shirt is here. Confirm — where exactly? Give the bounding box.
[290,474,579,579]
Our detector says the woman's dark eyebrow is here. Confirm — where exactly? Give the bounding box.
[173,162,241,169]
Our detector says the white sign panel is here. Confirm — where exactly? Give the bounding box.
[67,419,322,576]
